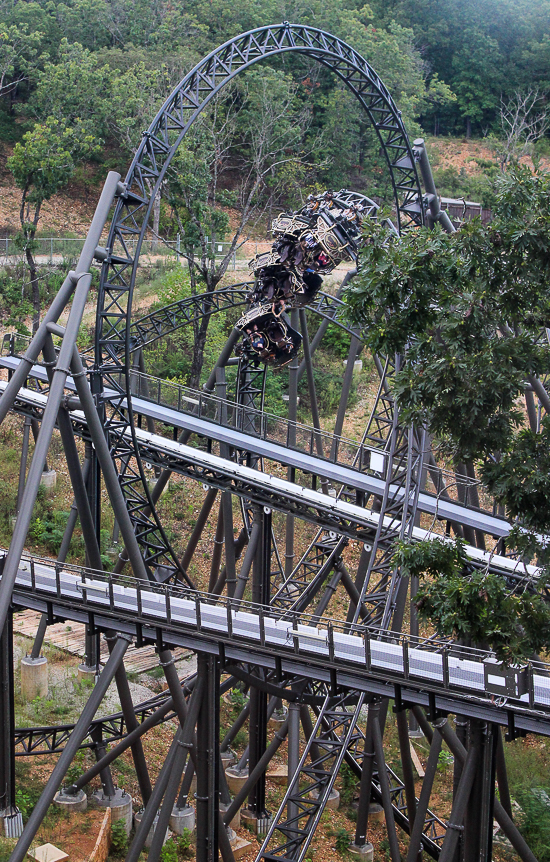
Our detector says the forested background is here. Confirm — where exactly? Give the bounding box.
[1,0,550,334]
[2,0,550,180]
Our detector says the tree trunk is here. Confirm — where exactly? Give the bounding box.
[188,311,212,390]
[27,245,40,334]
[151,189,161,253]
[20,199,42,336]
[466,117,472,138]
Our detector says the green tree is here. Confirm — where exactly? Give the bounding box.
[371,0,550,134]
[7,117,99,332]
[345,164,550,658]
[396,537,550,664]
[0,23,43,100]
[25,39,113,137]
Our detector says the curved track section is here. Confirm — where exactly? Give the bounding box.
[94,23,422,579]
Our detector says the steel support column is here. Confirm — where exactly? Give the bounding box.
[15,416,31,515]
[285,309,299,576]
[196,652,220,862]
[0,608,16,825]
[248,508,271,820]
[105,632,152,804]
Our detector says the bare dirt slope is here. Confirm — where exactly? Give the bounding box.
[1,136,535,237]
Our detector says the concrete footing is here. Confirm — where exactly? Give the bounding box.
[229,835,253,859]
[53,789,87,812]
[225,766,248,795]
[266,765,287,786]
[369,803,385,822]
[227,826,254,859]
[77,664,98,682]
[268,710,287,730]
[241,809,271,836]
[219,801,240,830]
[309,788,340,810]
[0,808,23,838]
[40,470,57,489]
[349,842,374,859]
[21,656,48,700]
[343,359,363,372]
[408,728,424,739]
[221,751,234,769]
[149,475,169,494]
[92,789,132,836]
[133,811,170,848]
[169,805,195,835]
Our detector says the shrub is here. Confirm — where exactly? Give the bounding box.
[176,828,194,858]
[339,762,358,806]
[333,827,352,854]
[516,787,550,861]
[110,818,128,856]
[159,839,177,862]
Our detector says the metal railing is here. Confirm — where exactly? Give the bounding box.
[7,550,550,714]
[0,236,243,266]
[0,334,487,511]
[127,369,485,508]
[128,368,386,475]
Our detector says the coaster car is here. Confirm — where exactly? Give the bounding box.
[236,303,303,368]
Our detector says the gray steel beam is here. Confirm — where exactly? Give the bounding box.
[105,632,152,803]
[412,139,455,233]
[11,584,550,736]
[69,350,151,582]
[0,273,95,643]
[0,360,521,541]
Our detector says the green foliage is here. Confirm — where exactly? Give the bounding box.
[322,323,353,359]
[159,839,177,862]
[25,40,112,138]
[144,267,228,387]
[297,354,358,419]
[348,166,550,664]
[346,166,550,458]
[15,788,32,821]
[516,787,550,861]
[432,163,498,209]
[482,417,550,533]
[0,106,26,143]
[8,117,100,207]
[0,839,17,862]
[30,510,70,554]
[175,827,194,858]
[397,538,550,663]
[64,751,86,786]
[263,370,287,416]
[437,749,454,772]
[110,818,128,856]
[339,762,359,807]
[332,826,352,854]
[0,21,43,101]
[229,687,246,710]
[373,0,550,135]
[0,476,17,522]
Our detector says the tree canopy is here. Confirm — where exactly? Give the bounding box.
[345,165,550,661]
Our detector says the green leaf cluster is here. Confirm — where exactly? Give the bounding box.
[346,165,550,462]
[8,115,100,206]
[397,538,550,664]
